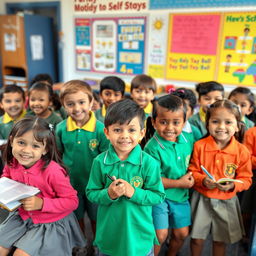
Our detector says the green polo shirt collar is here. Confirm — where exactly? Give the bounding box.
[153,131,188,149]
[104,144,142,165]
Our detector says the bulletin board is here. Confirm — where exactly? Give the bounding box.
[75,16,146,75]
[166,13,222,82]
[217,12,256,86]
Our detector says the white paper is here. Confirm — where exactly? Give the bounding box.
[30,35,44,60]
[4,33,16,51]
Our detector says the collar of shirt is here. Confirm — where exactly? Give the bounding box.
[199,107,206,123]
[144,102,153,114]
[67,111,96,132]
[104,144,142,165]
[3,109,26,124]
[101,104,107,117]
[182,120,192,133]
[11,158,44,175]
[153,131,188,150]
[205,135,238,155]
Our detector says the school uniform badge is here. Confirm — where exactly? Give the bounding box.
[224,163,237,177]
[130,176,143,188]
[89,139,99,151]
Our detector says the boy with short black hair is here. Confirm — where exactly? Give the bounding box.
[0,84,26,140]
[130,74,157,117]
[86,98,165,256]
[95,76,125,123]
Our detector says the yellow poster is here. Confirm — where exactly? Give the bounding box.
[217,12,256,86]
[166,13,222,82]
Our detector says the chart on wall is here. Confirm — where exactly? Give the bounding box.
[166,13,222,82]
[75,16,146,75]
[217,12,256,86]
[147,13,169,78]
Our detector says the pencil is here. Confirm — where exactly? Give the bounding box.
[200,165,215,181]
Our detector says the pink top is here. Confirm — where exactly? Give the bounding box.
[2,159,78,224]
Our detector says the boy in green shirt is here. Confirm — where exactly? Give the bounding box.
[144,95,194,256]
[56,80,109,254]
[95,76,125,123]
[86,99,165,256]
[0,84,26,141]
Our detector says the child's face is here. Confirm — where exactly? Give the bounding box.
[229,93,253,117]
[199,91,223,112]
[152,105,185,142]
[63,91,93,127]
[101,89,122,108]
[104,116,145,160]
[1,92,24,119]
[29,90,51,118]
[208,107,238,149]
[184,99,193,119]
[11,130,47,168]
[130,87,154,109]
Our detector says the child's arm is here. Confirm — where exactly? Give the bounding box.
[55,123,64,154]
[162,172,194,189]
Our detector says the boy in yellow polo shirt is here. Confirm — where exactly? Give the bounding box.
[0,84,26,142]
[56,80,109,254]
[130,74,157,117]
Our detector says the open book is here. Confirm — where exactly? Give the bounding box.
[0,177,40,211]
[200,165,243,184]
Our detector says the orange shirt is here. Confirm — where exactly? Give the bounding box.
[244,127,256,169]
[189,135,252,200]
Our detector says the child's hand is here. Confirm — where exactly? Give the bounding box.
[203,177,217,189]
[118,180,135,198]
[108,178,126,200]
[216,181,235,192]
[178,172,194,188]
[20,196,43,211]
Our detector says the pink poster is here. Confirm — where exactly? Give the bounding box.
[171,14,221,55]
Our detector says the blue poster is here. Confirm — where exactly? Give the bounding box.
[117,18,146,75]
[150,0,256,9]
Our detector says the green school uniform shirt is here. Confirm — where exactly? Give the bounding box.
[86,144,165,256]
[183,120,203,141]
[189,112,208,137]
[244,116,254,130]
[0,110,26,140]
[95,104,106,123]
[144,132,194,202]
[56,111,109,194]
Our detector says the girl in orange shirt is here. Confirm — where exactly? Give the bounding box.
[189,99,252,256]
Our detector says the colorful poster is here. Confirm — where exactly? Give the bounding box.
[117,17,146,75]
[92,19,117,72]
[166,14,221,81]
[217,12,256,86]
[147,14,169,78]
[75,18,91,70]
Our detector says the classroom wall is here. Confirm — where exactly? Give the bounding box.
[1,0,256,92]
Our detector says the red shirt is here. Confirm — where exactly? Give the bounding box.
[189,135,252,200]
[244,127,256,169]
[2,159,78,224]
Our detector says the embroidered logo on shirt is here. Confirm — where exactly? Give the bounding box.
[130,176,143,188]
[224,163,237,178]
[89,139,99,151]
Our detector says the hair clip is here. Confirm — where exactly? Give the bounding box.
[177,89,185,94]
[49,124,54,131]
[168,88,176,94]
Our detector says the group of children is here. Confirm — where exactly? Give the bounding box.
[0,73,254,256]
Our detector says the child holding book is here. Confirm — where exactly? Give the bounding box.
[144,95,194,256]
[56,80,109,253]
[95,76,125,123]
[27,82,63,128]
[86,99,165,256]
[0,116,85,256]
[130,74,157,117]
[228,87,255,129]
[189,81,224,136]
[189,99,252,256]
